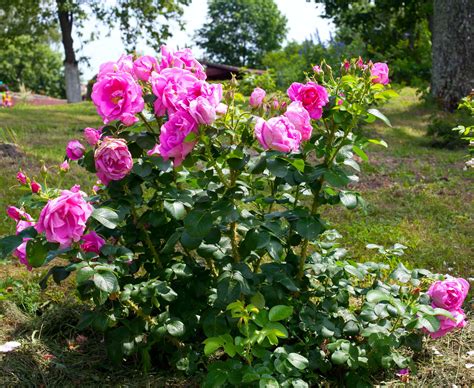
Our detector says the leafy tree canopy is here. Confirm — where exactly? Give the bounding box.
[196,0,288,68]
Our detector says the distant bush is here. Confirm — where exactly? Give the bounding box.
[427,110,473,148]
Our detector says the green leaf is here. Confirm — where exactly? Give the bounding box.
[352,146,368,162]
[76,266,94,284]
[419,314,440,333]
[339,192,358,209]
[267,158,288,177]
[366,290,391,304]
[269,305,293,322]
[184,210,213,238]
[91,207,119,229]
[166,319,185,337]
[287,353,309,370]
[331,350,349,365]
[164,201,186,220]
[0,235,23,257]
[367,108,392,127]
[26,239,50,267]
[295,217,322,240]
[93,271,119,294]
[368,138,388,148]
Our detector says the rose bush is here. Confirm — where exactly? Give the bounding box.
[1,52,469,386]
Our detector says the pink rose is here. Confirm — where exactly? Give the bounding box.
[425,308,467,339]
[30,181,41,194]
[287,82,329,120]
[249,87,266,108]
[150,67,200,116]
[189,96,216,125]
[94,137,133,186]
[13,241,31,271]
[98,54,134,80]
[356,57,366,69]
[160,45,206,80]
[133,55,159,81]
[428,277,470,310]
[80,231,105,254]
[36,189,93,248]
[272,99,280,110]
[284,101,313,141]
[313,65,322,74]
[91,71,144,125]
[254,116,302,153]
[60,160,70,172]
[66,140,85,160]
[342,60,350,71]
[17,219,35,234]
[148,111,198,166]
[16,171,27,185]
[371,62,390,85]
[84,127,102,146]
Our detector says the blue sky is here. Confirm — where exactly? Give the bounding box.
[77,0,334,80]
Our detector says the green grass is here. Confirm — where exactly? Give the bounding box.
[0,102,102,235]
[322,88,473,276]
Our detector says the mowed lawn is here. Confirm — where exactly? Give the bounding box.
[0,89,473,275]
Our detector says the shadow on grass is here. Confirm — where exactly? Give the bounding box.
[0,301,199,387]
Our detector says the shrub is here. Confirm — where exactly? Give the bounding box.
[1,51,469,386]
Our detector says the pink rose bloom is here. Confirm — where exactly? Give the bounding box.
[36,189,93,248]
[371,62,390,85]
[80,231,105,254]
[98,54,134,80]
[254,116,301,153]
[249,87,266,108]
[425,308,467,339]
[151,67,200,116]
[148,111,198,166]
[16,171,27,185]
[60,160,70,172]
[313,65,322,74]
[94,137,133,186]
[356,57,366,69]
[84,127,102,146]
[91,71,144,125]
[428,277,470,310]
[284,101,313,141]
[133,55,159,81]
[13,241,31,270]
[287,82,329,120]
[66,140,85,160]
[272,99,280,110]
[160,45,206,80]
[342,60,350,71]
[189,96,216,125]
[30,181,41,194]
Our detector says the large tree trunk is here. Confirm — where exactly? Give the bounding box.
[57,0,81,103]
[431,0,474,111]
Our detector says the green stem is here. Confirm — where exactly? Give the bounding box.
[138,112,157,134]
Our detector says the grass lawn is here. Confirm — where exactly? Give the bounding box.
[0,89,472,385]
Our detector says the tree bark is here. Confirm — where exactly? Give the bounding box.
[431,0,474,111]
[57,0,81,103]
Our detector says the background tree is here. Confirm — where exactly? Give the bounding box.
[431,0,474,111]
[0,35,65,98]
[312,0,433,87]
[196,0,287,68]
[1,0,191,103]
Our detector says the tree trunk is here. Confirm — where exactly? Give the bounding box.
[431,0,474,111]
[57,0,81,103]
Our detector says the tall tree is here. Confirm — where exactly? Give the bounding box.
[2,0,191,103]
[312,0,433,86]
[431,0,474,111]
[196,0,287,68]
